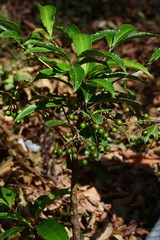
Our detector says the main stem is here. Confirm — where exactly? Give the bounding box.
[71,157,81,240]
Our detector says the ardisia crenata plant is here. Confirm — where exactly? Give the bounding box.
[0,3,160,240]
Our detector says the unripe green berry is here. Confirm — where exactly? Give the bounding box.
[66,149,72,155]
[5,110,11,116]
[104,145,111,152]
[80,122,86,129]
[103,132,109,139]
[142,130,148,136]
[72,153,78,160]
[74,115,78,121]
[89,145,96,151]
[98,128,105,135]
[65,132,71,138]
[52,149,58,155]
[84,150,90,156]
[15,120,21,124]
[130,136,137,142]
[57,148,63,156]
[111,127,117,133]
[81,159,88,166]
[68,113,74,120]
[116,119,123,126]
[143,113,149,119]
[124,107,130,113]
[92,152,98,159]
[94,124,100,130]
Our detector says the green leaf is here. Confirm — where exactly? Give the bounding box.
[1,188,17,207]
[143,124,159,143]
[45,120,66,127]
[105,29,116,47]
[65,23,80,38]
[0,30,20,41]
[113,24,137,46]
[79,49,105,58]
[91,113,103,124]
[38,56,56,66]
[104,72,144,82]
[0,16,21,34]
[105,52,126,72]
[72,33,92,55]
[38,4,56,36]
[69,64,85,91]
[0,198,8,207]
[124,60,151,76]
[81,82,97,103]
[91,30,110,42]
[0,227,26,239]
[88,79,115,96]
[56,62,70,71]
[33,188,69,219]
[15,101,57,121]
[36,218,69,240]
[55,23,80,38]
[123,31,160,42]
[0,212,30,226]
[79,50,126,72]
[24,47,53,54]
[82,62,95,75]
[25,44,70,62]
[108,59,151,76]
[148,48,160,63]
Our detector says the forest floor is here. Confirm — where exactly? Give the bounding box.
[0,0,160,239]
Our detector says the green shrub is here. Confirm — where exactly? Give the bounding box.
[0,3,160,239]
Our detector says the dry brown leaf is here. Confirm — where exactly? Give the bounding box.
[96,226,113,240]
[0,160,14,177]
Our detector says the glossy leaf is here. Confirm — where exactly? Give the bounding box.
[36,218,69,240]
[0,16,21,34]
[91,113,104,124]
[0,212,30,226]
[105,52,126,72]
[65,23,80,37]
[1,187,17,207]
[91,30,110,42]
[123,31,160,42]
[72,33,92,55]
[82,62,95,75]
[45,120,66,127]
[108,59,151,76]
[15,102,57,121]
[143,124,159,143]
[88,79,115,96]
[0,30,20,41]
[105,29,116,47]
[104,72,144,82]
[38,4,56,36]
[0,198,8,207]
[69,64,85,91]
[81,82,97,103]
[113,24,137,46]
[148,48,160,63]
[33,188,69,219]
[24,47,53,54]
[38,56,57,66]
[0,227,26,239]
[79,49,105,58]
[25,44,70,62]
